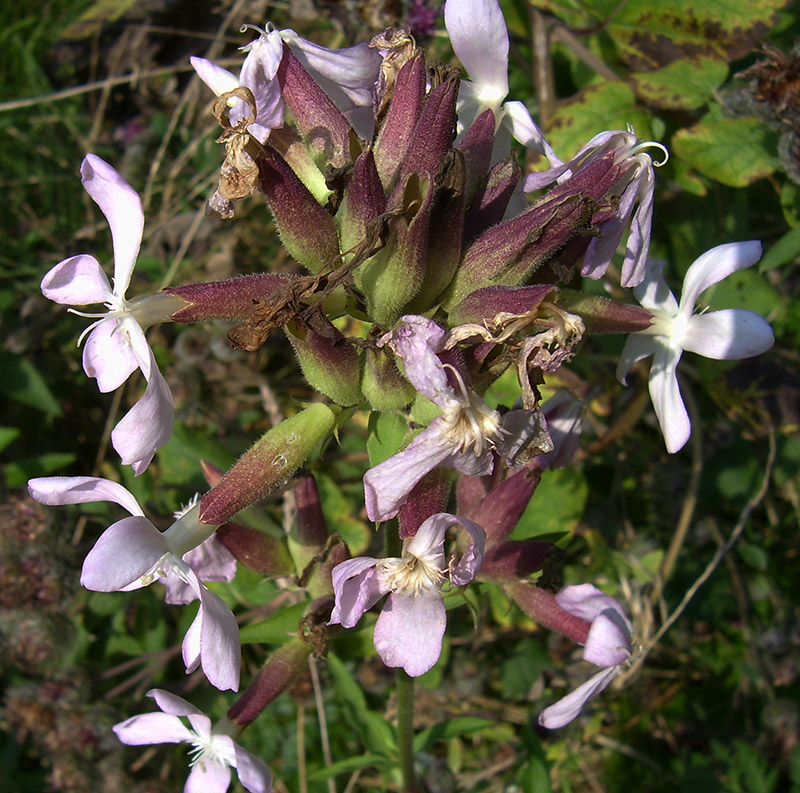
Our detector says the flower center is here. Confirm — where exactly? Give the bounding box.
[439,365,505,456]
[187,731,235,770]
[378,553,444,597]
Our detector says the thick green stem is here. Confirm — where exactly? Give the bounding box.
[396,669,419,793]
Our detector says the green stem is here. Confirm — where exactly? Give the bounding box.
[396,669,419,793]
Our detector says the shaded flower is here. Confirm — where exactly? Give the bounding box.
[616,242,775,453]
[40,155,182,473]
[539,584,632,728]
[523,130,666,287]
[114,689,272,793]
[444,0,556,162]
[329,513,485,676]
[27,476,239,691]
[363,316,540,521]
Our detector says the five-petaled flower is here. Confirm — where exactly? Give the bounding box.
[27,476,240,691]
[329,513,486,677]
[40,154,184,473]
[616,241,775,453]
[539,584,633,729]
[363,316,543,522]
[114,689,272,793]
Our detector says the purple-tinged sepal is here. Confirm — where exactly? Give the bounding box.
[200,403,336,525]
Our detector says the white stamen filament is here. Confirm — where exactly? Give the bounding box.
[378,552,444,597]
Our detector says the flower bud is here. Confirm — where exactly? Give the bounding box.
[361,347,415,411]
[199,403,336,524]
[457,107,496,204]
[505,582,590,644]
[339,149,386,255]
[216,522,294,576]
[254,145,341,273]
[373,52,428,188]
[277,43,352,170]
[165,273,295,323]
[463,155,523,246]
[555,291,655,333]
[398,470,452,539]
[479,539,555,582]
[268,125,331,205]
[448,284,557,327]
[286,316,361,406]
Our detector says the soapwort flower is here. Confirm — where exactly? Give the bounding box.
[27,476,240,691]
[363,316,541,521]
[40,155,183,473]
[444,0,556,161]
[329,513,485,677]
[539,584,632,729]
[616,242,775,453]
[114,689,272,793]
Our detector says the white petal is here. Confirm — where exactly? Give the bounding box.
[82,319,141,393]
[445,0,509,101]
[633,258,678,314]
[538,666,620,729]
[111,353,175,474]
[373,592,446,677]
[147,688,204,717]
[648,344,690,453]
[41,255,113,306]
[27,475,144,516]
[682,310,774,360]
[196,585,241,691]
[80,154,144,299]
[234,744,274,793]
[190,56,240,96]
[113,712,194,745]
[620,165,654,288]
[680,241,762,313]
[616,333,657,385]
[583,612,631,667]
[80,516,168,591]
[186,758,232,793]
[502,100,559,163]
[556,584,632,630]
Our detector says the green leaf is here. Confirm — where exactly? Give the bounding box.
[512,467,587,541]
[760,226,800,272]
[413,717,495,753]
[632,57,728,110]
[366,411,408,467]
[547,82,654,162]
[0,353,61,416]
[672,118,779,187]
[239,601,307,644]
[3,452,77,487]
[317,473,371,556]
[500,639,551,699]
[0,426,21,454]
[518,725,551,793]
[306,754,389,782]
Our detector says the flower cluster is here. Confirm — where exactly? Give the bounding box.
[28,0,777,788]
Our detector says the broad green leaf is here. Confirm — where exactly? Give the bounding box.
[413,717,495,753]
[500,638,551,699]
[239,601,307,644]
[760,227,800,272]
[546,82,653,162]
[0,353,61,416]
[672,118,779,187]
[4,452,76,487]
[519,725,551,793]
[632,57,727,110]
[366,411,408,467]
[0,426,21,454]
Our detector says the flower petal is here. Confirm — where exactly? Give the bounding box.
[147,688,204,717]
[80,154,144,299]
[682,310,774,360]
[445,0,509,102]
[648,344,690,453]
[82,319,141,392]
[111,352,175,474]
[583,611,631,667]
[80,516,168,591]
[27,475,144,516]
[186,758,232,793]
[680,241,762,313]
[190,56,240,96]
[555,584,631,629]
[633,258,678,315]
[329,557,385,628]
[620,164,654,288]
[234,744,274,793]
[502,100,558,162]
[364,424,453,521]
[113,712,194,745]
[616,333,657,386]
[373,591,446,677]
[41,255,113,306]
[538,666,620,728]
